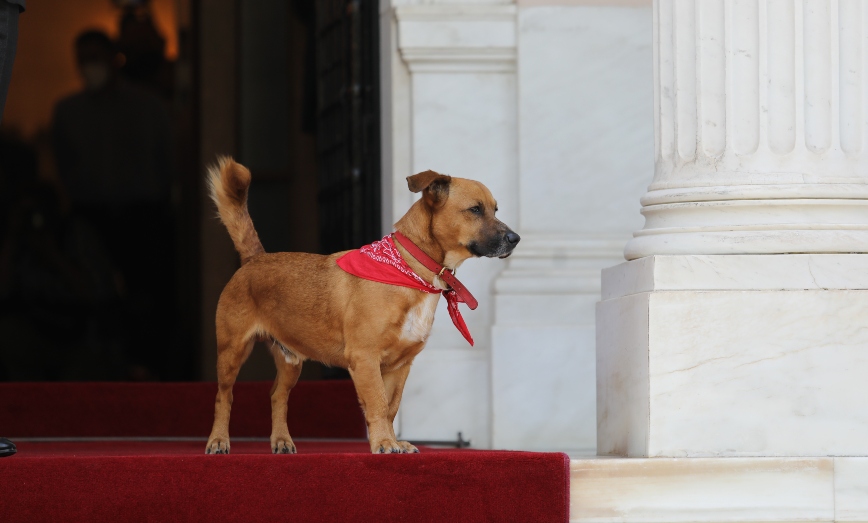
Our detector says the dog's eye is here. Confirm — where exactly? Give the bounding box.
[469,206,482,214]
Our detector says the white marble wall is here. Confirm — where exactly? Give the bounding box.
[386,3,519,449]
[382,1,653,451]
[514,6,650,239]
[492,4,651,452]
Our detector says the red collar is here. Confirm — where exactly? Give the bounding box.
[335,234,477,345]
[392,231,478,310]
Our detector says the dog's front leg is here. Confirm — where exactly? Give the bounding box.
[348,357,406,454]
[383,364,419,453]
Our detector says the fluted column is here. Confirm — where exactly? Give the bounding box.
[626,0,868,259]
[598,0,868,459]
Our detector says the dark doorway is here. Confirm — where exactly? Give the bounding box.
[0,0,381,383]
[315,0,381,254]
[237,0,381,257]
[230,0,381,381]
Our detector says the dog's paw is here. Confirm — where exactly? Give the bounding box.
[205,437,230,455]
[397,441,420,454]
[371,439,406,454]
[271,437,297,455]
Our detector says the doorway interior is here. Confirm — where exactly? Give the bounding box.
[0,0,381,382]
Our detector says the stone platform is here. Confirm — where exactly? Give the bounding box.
[570,457,868,522]
[597,254,868,458]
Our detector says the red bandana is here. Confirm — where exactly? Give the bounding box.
[336,235,474,346]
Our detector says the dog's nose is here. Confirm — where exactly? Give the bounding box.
[505,231,521,245]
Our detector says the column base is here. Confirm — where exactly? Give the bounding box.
[570,456,866,522]
[623,187,868,260]
[625,227,868,260]
[597,254,868,457]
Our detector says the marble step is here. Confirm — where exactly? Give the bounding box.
[570,456,868,522]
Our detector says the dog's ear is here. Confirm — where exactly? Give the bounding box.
[407,170,452,207]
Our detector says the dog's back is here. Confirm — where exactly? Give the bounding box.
[207,158,358,364]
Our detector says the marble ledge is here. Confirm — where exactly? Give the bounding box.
[519,0,651,6]
[494,270,602,294]
[397,48,516,73]
[570,457,868,523]
[395,5,516,51]
[494,235,626,294]
[394,3,517,73]
[602,254,868,301]
[507,236,627,261]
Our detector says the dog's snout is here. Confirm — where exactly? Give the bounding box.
[505,231,520,245]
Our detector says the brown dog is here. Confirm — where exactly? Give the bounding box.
[205,158,519,454]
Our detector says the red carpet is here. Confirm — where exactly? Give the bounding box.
[0,381,366,438]
[0,383,570,522]
[13,440,378,456]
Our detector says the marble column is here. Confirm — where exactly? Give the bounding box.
[627,0,868,260]
[598,0,868,458]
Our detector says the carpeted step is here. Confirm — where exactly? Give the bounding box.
[1,441,571,523]
[0,381,365,438]
[0,383,571,522]
[14,440,379,456]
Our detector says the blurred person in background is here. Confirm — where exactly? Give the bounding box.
[52,29,174,381]
[116,3,174,100]
[0,0,25,458]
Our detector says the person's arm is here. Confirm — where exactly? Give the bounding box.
[0,1,21,121]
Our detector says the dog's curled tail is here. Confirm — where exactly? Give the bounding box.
[207,157,265,265]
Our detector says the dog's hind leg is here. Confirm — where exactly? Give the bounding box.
[268,343,303,454]
[205,333,254,455]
